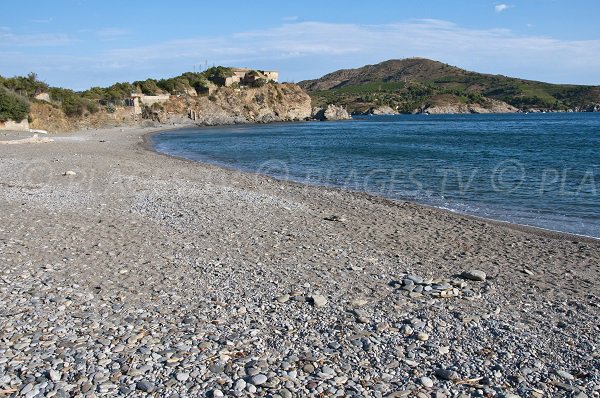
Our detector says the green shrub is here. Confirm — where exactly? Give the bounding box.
[0,87,30,122]
[251,78,268,88]
[0,72,49,98]
[50,88,99,116]
[133,79,162,96]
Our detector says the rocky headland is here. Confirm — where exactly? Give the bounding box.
[23,84,313,133]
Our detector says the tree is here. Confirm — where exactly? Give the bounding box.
[204,66,233,85]
[0,73,49,97]
[133,79,163,96]
[0,87,30,122]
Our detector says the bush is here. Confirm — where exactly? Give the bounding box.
[50,88,99,116]
[0,87,30,122]
[0,72,49,98]
[251,78,268,88]
[133,79,163,96]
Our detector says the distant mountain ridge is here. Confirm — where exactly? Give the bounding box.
[298,58,600,114]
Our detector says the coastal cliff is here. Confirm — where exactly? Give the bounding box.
[161,83,311,126]
[26,83,312,133]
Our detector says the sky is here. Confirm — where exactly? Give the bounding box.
[1,0,599,90]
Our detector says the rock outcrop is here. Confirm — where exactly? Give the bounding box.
[312,104,352,121]
[365,105,398,115]
[420,98,518,114]
[28,83,312,132]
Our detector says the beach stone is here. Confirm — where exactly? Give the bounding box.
[434,368,460,381]
[234,379,247,391]
[176,372,189,382]
[461,270,487,281]
[246,384,257,393]
[136,380,156,393]
[554,369,574,380]
[250,374,268,385]
[556,382,577,392]
[386,391,412,397]
[63,170,76,176]
[309,294,327,307]
[420,376,434,388]
[277,294,290,303]
[49,370,61,382]
[352,309,369,323]
[279,389,293,398]
[212,389,224,397]
[351,298,368,307]
[406,274,424,284]
[401,325,414,336]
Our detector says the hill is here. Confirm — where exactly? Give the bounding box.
[298,58,600,114]
[0,68,311,132]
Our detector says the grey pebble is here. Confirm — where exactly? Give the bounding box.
[136,380,156,393]
[461,269,487,281]
[250,374,268,385]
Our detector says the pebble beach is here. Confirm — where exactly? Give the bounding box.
[0,127,598,398]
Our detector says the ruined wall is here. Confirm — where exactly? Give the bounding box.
[0,119,30,131]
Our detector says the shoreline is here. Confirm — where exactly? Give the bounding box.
[1,126,598,397]
[145,127,600,244]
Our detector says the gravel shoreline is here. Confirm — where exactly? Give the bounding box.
[1,127,598,397]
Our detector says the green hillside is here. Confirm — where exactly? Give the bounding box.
[298,58,600,114]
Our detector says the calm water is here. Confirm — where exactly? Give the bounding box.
[152,114,600,238]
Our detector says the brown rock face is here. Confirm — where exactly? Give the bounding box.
[311,104,352,121]
[422,98,518,114]
[189,83,312,124]
[28,83,312,133]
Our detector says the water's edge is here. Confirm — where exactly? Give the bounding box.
[143,127,600,243]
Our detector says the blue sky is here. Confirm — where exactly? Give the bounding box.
[1,0,599,89]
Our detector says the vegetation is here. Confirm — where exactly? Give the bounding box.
[48,87,99,117]
[300,58,600,113]
[0,68,222,121]
[0,87,30,122]
[204,66,233,83]
[0,72,49,98]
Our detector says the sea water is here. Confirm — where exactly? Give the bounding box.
[152,113,600,238]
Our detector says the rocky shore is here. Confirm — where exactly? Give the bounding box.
[0,127,598,398]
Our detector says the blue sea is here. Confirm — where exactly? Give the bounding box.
[152,113,600,238]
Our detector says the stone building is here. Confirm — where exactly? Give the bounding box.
[217,69,279,87]
[130,93,171,115]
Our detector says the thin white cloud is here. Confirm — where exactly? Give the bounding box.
[0,31,75,47]
[108,20,600,85]
[282,16,299,22]
[495,4,513,12]
[2,19,600,88]
[31,17,54,24]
